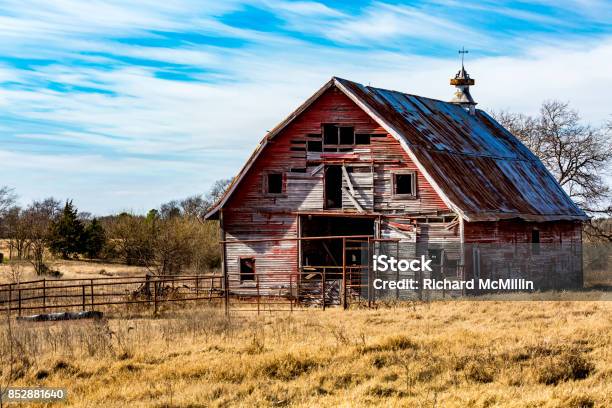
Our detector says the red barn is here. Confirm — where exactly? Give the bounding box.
[206,68,587,302]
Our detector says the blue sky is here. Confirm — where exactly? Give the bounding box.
[1,0,611,214]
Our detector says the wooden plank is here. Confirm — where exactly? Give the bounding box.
[341,165,355,196]
[342,187,365,213]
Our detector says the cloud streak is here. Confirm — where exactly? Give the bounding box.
[0,0,611,214]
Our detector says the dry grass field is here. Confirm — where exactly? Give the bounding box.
[1,300,611,407]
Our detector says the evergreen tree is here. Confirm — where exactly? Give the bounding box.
[83,218,106,259]
[48,200,84,259]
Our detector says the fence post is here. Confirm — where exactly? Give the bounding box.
[289,274,293,313]
[90,279,94,310]
[256,275,260,315]
[396,242,400,300]
[18,288,22,317]
[224,270,229,317]
[322,269,326,311]
[367,238,372,308]
[8,283,12,315]
[43,279,46,312]
[82,285,86,311]
[342,237,347,310]
[153,278,158,315]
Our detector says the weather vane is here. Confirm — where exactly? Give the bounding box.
[459,47,469,67]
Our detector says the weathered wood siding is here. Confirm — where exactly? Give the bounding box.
[464,220,582,244]
[224,87,449,216]
[222,86,451,291]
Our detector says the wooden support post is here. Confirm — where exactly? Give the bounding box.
[18,288,22,317]
[82,285,86,311]
[342,237,347,310]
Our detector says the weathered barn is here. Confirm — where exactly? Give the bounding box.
[206,67,587,303]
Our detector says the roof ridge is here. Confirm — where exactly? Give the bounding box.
[333,76,464,107]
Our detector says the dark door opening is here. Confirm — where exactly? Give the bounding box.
[324,166,343,209]
[300,215,374,276]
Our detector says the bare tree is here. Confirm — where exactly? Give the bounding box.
[22,198,61,275]
[494,101,612,241]
[0,186,16,217]
[3,207,28,260]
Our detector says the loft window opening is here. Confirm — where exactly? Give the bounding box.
[240,258,255,282]
[339,127,354,144]
[355,134,371,145]
[322,124,358,149]
[324,165,343,209]
[306,140,322,152]
[393,172,416,198]
[266,172,283,194]
[323,124,338,145]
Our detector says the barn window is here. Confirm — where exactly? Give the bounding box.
[323,124,338,145]
[339,127,354,144]
[355,134,371,145]
[306,140,322,152]
[392,172,416,198]
[240,258,255,282]
[266,173,283,194]
[531,229,540,255]
[322,124,356,148]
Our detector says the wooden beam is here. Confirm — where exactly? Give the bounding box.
[310,163,324,176]
[342,187,365,213]
[341,165,355,196]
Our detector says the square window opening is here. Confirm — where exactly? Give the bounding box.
[355,134,371,145]
[307,140,322,152]
[240,258,255,282]
[267,173,283,194]
[394,173,415,196]
[339,127,354,144]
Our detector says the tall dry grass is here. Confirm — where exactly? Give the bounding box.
[1,300,611,407]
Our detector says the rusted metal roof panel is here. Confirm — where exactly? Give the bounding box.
[335,77,586,222]
[206,77,586,222]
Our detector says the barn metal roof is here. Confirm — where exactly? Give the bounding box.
[206,77,587,222]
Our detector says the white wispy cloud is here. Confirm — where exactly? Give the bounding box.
[0,0,611,213]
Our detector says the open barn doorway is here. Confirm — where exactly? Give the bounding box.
[299,215,374,306]
[300,215,374,278]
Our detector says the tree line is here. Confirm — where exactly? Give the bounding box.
[0,180,230,276]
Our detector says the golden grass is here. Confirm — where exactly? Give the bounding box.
[1,300,611,407]
[0,259,148,284]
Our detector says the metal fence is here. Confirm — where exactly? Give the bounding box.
[0,275,227,316]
